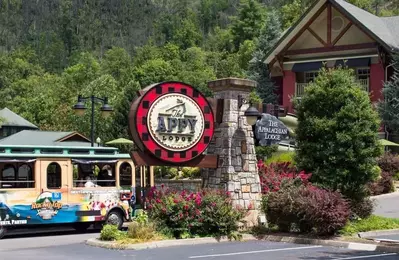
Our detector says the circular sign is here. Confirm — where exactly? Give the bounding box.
[130,82,214,164]
[147,93,205,151]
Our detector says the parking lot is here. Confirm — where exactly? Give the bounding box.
[0,230,398,260]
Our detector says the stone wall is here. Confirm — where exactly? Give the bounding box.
[154,179,202,192]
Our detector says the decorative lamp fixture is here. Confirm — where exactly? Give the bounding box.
[238,94,261,125]
[72,95,114,147]
[100,98,114,118]
[244,105,261,126]
[73,95,86,116]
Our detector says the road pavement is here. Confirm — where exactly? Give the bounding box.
[373,191,399,219]
[0,231,398,260]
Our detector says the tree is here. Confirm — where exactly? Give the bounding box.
[378,53,399,133]
[295,67,383,201]
[230,0,266,50]
[247,10,282,104]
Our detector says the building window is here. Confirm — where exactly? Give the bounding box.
[305,71,319,83]
[119,162,132,187]
[47,163,62,189]
[356,68,370,80]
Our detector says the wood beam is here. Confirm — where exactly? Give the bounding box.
[280,3,327,57]
[330,2,375,42]
[332,22,352,46]
[307,27,327,47]
[327,3,332,45]
[285,42,377,56]
[130,151,219,168]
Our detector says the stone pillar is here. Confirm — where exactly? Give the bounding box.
[202,78,261,227]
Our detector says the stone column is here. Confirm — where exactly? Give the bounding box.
[202,78,261,227]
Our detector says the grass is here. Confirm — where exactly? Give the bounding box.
[339,215,399,236]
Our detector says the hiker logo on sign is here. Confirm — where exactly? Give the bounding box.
[130,82,214,164]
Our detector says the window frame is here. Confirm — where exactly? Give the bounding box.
[47,162,62,189]
[119,162,132,187]
[0,163,35,189]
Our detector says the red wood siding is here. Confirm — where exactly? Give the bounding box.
[282,71,296,113]
[370,62,384,102]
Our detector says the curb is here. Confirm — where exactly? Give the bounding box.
[86,233,399,253]
[86,234,256,250]
[358,229,399,238]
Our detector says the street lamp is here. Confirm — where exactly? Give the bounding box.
[238,95,261,126]
[73,95,114,147]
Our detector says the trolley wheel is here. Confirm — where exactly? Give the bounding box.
[105,210,123,230]
[0,226,7,239]
[72,222,92,232]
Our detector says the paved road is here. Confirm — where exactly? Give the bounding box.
[0,232,398,260]
[373,191,399,219]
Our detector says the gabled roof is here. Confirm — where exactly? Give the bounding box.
[264,0,399,65]
[0,108,38,129]
[0,130,91,147]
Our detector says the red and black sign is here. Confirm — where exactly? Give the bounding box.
[129,82,215,165]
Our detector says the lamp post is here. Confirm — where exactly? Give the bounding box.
[73,95,114,147]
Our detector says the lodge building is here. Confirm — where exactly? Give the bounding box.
[265,0,398,115]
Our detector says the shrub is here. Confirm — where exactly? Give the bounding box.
[146,187,247,239]
[127,221,158,241]
[265,152,295,165]
[349,198,375,219]
[368,172,394,196]
[100,224,125,241]
[181,167,201,179]
[296,186,350,235]
[377,152,399,175]
[265,185,350,236]
[258,161,311,194]
[295,67,383,201]
[255,145,278,160]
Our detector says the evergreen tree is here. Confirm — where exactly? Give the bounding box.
[378,53,399,133]
[295,67,382,201]
[247,10,282,104]
[230,0,266,50]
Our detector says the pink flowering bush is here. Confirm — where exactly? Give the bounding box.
[146,186,247,239]
[257,160,312,194]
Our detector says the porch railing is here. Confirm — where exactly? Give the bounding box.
[295,78,369,98]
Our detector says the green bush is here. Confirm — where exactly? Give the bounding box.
[265,152,295,165]
[181,167,201,179]
[349,198,375,219]
[100,225,125,241]
[340,215,399,236]
[255,145,278,160]
[127,221,158,241]
[295,67,383,201]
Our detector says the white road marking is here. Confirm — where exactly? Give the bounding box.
[347,243,377,251]
[333,253,398,260]
[188,245,323,258]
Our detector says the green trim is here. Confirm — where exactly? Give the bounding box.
[0,153,131,159]
[0,144,118,150]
